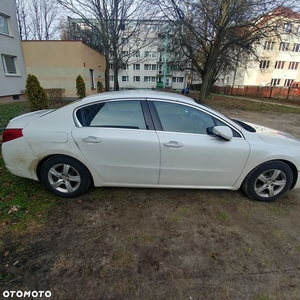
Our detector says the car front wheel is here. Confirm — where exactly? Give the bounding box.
[40,155,91,198]
[242,161,293,202]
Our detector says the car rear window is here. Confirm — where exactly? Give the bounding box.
[76,100,147,130]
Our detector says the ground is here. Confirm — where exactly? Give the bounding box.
[1,107,300,300]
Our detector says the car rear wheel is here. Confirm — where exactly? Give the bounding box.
[242,161,293,202]
[40,155,91,198]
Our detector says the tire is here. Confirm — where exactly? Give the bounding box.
[242,161,293,202]
[40,155,91,198]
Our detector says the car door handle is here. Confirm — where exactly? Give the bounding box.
[163,141,184,148]
[82,136,102,143]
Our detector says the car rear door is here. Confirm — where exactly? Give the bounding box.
[71,99,160,184]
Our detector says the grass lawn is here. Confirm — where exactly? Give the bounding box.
[0,102,29,130]
[0,95,299,234]
[0,100,66,234]
[195,93,300,113]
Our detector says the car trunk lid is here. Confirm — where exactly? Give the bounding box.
[5,109,55,129]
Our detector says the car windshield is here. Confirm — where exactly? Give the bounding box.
[230,119,256,132]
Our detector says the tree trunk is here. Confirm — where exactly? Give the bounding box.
[104,55,110,91]
[199,47,219,100]
[105,67,110,91]
[113,51,119,91]
[199,65,215,100]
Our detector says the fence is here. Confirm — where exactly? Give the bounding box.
[210,85,300,101]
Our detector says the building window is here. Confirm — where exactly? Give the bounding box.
[259,60,270,69]
[144,64,151,70]
[293,43,300,52]
[284,79,294,87]
[150,25,156,32]
[122,64,128,70]
[152,64,157,70]
[263,41,275,50]
[288,62,299,70]
[109,63,114,70]
[271,79,280,86]
[122,76,129,82]
[274,61,285,69]
[0,15,9,35]
[133,64,140,70]
[283,23,292,33]
[109,76,114,81]
[172,77,184,83]
[90,69,95,89]
[135,51,140,58]
[2,55,17,74]
[133,76,140,82]
[144,76,157,82]
[279,42,289,51]
[119,23,125,30]
[144,51,157,58]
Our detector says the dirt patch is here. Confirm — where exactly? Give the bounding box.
[220,108,300,139]
[1,108,300,299]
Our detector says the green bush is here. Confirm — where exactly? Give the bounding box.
[25,74,49,111]
[76,75,86,99]
[97,81,105,93]
[44,88,65,101]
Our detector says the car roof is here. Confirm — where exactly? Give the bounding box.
[80,90,196,105]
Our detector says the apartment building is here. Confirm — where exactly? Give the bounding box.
[0,0,27,101]
[68,18,189,91]
[229,8,300,87]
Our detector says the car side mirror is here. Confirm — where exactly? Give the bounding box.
[207,126,233,141]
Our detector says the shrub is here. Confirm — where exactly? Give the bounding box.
[97,81,105,93]
[25,74,49,111]
[76,75,86,99]
[44,88,65,102]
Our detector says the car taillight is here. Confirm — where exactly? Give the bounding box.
[2,129,23,143]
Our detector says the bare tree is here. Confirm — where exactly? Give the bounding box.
[16,0,31,40]
[16,0,61,40]
[57,0,158,91]
[157,0,300,99]
[60,17,103,52]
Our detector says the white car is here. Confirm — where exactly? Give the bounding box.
[2,90,300,201]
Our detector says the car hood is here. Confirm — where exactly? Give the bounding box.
[246,122,300,147]
[6,109,55,129]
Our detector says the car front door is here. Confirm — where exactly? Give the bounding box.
[150,100,250,187]
[72,100,160,184]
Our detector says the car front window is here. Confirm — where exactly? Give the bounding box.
[153,101,215,134]
[76,100,147,130]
